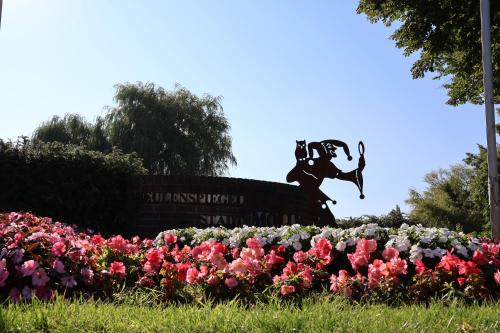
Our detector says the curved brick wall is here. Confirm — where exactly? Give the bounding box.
[126,175,322,237]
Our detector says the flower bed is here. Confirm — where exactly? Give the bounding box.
[0,212,498,303]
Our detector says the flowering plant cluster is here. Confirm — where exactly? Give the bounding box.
[0,212,498,303]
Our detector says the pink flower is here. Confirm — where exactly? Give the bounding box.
[61,275,77,288]
[228,258,248,275]
[457,277,466,286]
[389,257,408,275]
[163,233,177,245]
[176,263,190,281]
[264,251,285,270]
[329,269,351,293]
[32,268,49,287]
[52,259,65,274]
[207,275,219,286]
[437,252,461,272]
[91,234,106,245]
[358,239,378,253]
[108,235,130,253]
[185,267,199,284]
[231,248,240,259]
[224,277,239,288]
[472,250,488,265]
[144,248,164,273]
[308,238,333,267]
[20,260,39,277]
[80,268,94,285]
[208,252,228,270]
[109,261,126,278]
[0,259,9,287]
[382,247,399,261]
[415,260,427,275]
[280,284,295,296]
[494,270,500,286]
[347,252,369,271]
[246,237,262,249]
[458,261,481,276]
[138,276,155,287]
[293,251,308,263]
[51,241,66,256]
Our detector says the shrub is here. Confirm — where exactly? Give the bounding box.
[0,139,146,233]
[1,212,498,304]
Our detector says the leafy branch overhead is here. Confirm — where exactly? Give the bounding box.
[357,0,499,105]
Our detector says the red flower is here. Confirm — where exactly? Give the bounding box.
[51,242,66,256]
[109,261,126,278]
[163,233,177,245]
[457,261,480,276]
[472,250,488,266]
[415,260,427,275]
[437,252,461,272]
[280,284,295,296]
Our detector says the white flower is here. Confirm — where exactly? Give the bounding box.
[454,244,468,257]
[409,245,422,262]
[292,242,302,251]
[432,247,446,257]
[346,237,356,247]
[422,248,435,258]
[335,241,346,252]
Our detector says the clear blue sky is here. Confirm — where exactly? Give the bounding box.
[0,1,493,218]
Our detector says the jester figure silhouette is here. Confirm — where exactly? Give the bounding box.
[286,139,366,226]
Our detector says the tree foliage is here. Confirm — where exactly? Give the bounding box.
[106,82,236,176]
[357,0,500,105]
[32,83,236,176]
[406,164,485,232]
[0,138,146,233]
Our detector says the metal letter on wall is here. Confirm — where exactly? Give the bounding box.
[286,139,366,227]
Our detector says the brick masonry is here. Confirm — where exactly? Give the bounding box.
[126,175,323,237]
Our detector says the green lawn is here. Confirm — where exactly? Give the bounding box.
[1,295,499,333]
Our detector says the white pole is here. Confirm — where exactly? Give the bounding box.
[480,0,500,239]
[0,0,3,29]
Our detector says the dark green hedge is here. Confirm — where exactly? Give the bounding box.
[0,139,146,233]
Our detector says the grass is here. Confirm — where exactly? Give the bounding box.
[0,294,499,333]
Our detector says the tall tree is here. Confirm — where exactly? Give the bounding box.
[32,114,94,146]
[357,0,499,105]
[105,82,236,176]
[406,164,485,232]
[32,114,111,152]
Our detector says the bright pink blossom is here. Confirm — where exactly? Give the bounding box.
[108,235,130,254]
[109,261,126,278]
[293,251,308,263]
[458,261,481,276]
[185,267,199,284]
[280,284,295,296]
[494,270,500,285]
[20,260,39,277]
[225,277,239,288]
[51,241,66,256]
[163,233,177,245]
[437,252,461,272]
[382,247,399,261]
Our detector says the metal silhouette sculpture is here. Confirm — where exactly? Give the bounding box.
[286,139,366,227]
